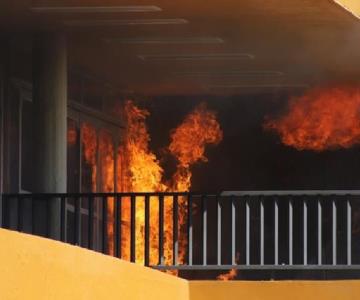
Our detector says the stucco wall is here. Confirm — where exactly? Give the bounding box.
[333,0,360,18]
[1,229,360,300]
[189,281,360,300]
[0,229,188,300]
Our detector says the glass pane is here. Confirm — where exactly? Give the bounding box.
[81,122,97,192]
[99,130,115,193]
[67,118,80,193]
[21,100,34,192]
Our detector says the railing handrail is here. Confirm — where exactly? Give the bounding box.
[3,190,360,279]
[4,190,360,198]
[222,190,360,196]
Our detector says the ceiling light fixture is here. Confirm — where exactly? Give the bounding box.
[173,70,284,77]
[207,83,309,90]
[138,53,253,61]
[105,37,224,44]
[64,19,188,26]
[30,6,162,13]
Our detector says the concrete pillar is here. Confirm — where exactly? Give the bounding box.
[32,33,67,239]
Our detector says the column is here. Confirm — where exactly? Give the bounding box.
[33,33,67,239]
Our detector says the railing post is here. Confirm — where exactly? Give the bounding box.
[158,195,164,266]
[217,195,221,266]
[130,195,136,263]
[88,195,94,250]
[274,197,279,265]
[303,197,308,266]
[260,197,264,266]
[202,195,208,266]
[246,197,250,266]
[332,198,337,265]
[144,194,150,266]
[187,194,193,266]
[173,195,179,266]
[318,197,322,266]
[289,197,293,265]
[347,197,352,266]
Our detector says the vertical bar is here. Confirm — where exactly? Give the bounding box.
[246,197,250,266]
[332,198,337,265]
[102,196,108,254]
[173,195,179,266]
[17,196,23,232]
[115,195,123,258]
[187,194,193,266]
[115,195,121,258]
[202,196,208,266]
[303,198,308,266]
[217,196,221,266]
[231,196,236,265]
[260,197,264,265]
[60,196,66,242]
[274,197,279,265]
[347,198,352,266]
[74,196,81,245]
[144,194,150,266]
[318,198,322,265]
[159,195,164,265]
[289,197,293,265]
[88,195,94,250]
[130,195,136,263]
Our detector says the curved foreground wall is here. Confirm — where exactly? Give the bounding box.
[0,229,188,300]
[1,228,360,300]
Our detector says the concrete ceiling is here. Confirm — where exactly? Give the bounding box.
[1,0,360,96]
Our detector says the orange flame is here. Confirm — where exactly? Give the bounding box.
[79,100,223,273]
[217,269,238,281]
[264,87,360,151]
[217,253,240,281]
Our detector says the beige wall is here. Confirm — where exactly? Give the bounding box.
[333,0,360,17]
[189,281,360,300]
[0,229,188,300]
[1,228,360,300]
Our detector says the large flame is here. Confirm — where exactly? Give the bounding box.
[119,100,223,267]
[264,87,360,151]
[79,100,223,273]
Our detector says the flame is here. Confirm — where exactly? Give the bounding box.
[217,253,240,281]
[78,100,223,273]
[119,100,223,268]
[264,87,360,151]
[67,125,77,146]
[217,269,238,281]
[99,131,115,255]
[81,123,97,192]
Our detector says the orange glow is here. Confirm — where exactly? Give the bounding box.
[118,100,223,269]
[217,253,240,281]
[264,87,360,151]
[67,126,77,146]
[81,123,97,192]
[99,131,115,255]
[79,100,222,273]
[217,269,238,281]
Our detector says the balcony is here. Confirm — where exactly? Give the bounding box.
[2,190,360,279]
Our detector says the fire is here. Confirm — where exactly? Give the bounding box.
[79,100,223,273]
[169,102,223,191]
[217,253,240,281]
[217,268,238,281]
[119,100,223,267]
[81,123,97,192]
[264,87,360,151]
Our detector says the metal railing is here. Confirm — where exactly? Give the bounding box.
[2,191,360,274]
